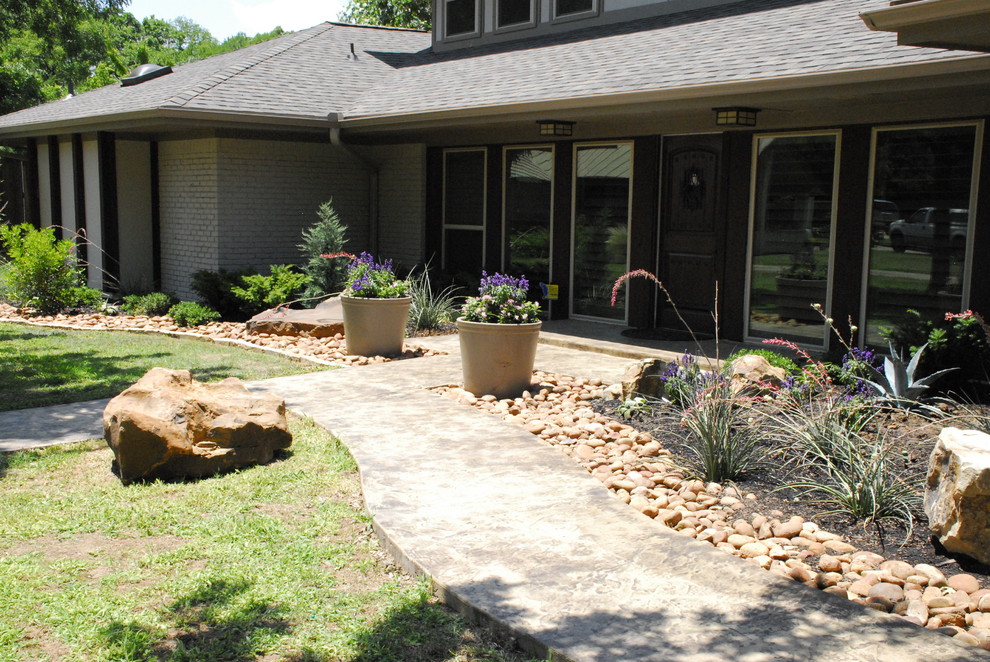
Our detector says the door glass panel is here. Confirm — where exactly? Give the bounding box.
[748,134,837,343]
[443,149,485,275]
[572,144,631,320]
[505,147,552,303]
[865,125,976,344]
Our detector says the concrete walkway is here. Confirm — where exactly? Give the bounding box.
[1,332,984,661]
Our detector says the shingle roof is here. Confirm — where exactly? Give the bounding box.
[343,0,988,120]
[0,0,986,134]
[0,23,430,132]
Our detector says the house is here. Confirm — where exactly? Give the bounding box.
[0,0,987,351]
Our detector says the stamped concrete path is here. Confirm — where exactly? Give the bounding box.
[1,331,985,661]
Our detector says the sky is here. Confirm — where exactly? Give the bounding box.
[123,0,349,41]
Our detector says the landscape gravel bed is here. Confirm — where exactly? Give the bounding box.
[436,373,990,652]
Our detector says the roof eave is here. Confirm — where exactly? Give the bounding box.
[338,56,990,130]
[0,107,333,140]
[861,0,990,51]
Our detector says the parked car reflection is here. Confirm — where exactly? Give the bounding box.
[887,207,968,255]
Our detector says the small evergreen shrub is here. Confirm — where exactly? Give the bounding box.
[0,223,84,314]
[68,286,105,311]
[121,292,176,316]
[168,301,221,327]
[190,268,255,321]
[298,200,348,305]
[230,264,310,315]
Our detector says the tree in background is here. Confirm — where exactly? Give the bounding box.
[0,0,286,114]
[338,0,431,30]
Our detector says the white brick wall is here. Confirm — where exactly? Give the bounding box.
[362,143,427,270]
[158,138,220,300]
[215,138,370,273]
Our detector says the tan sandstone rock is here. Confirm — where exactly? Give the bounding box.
[621,359,669,400]
[925,427,990,565]
[728,354,787,394]
[103,367,291,484]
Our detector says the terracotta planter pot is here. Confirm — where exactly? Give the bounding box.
[457,318,541,399]
[341,295,411,357]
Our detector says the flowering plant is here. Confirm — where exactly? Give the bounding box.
[322,251,409,298]
[460,272,541,324]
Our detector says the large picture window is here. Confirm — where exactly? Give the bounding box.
[443,148,486,276]
[862,124,979,345]
[747,133,838,344]
[571,143,632,321]
[504,146,552,304]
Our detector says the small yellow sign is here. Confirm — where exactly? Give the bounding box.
[540,283,559,301]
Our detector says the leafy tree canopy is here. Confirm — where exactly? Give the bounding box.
[0,0,286,114]
[338,0,431,30]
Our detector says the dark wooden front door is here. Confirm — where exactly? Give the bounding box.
[657,134,724,336]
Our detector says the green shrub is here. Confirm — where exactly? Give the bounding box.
[190,268,255,321]
[121,292,175,316]
[298,200,348,304]
[725,348,799,375]
[0,223,84,314]
[230,264,310,315]
[68,286,105,310]
[168,301,221,327]
[881,308,990,399]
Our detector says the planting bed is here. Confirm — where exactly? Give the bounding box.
[436,373,990,652]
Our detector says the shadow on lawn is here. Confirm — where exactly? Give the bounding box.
[97,578,291,661]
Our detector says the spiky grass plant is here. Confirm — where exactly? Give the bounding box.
[406,264,461,333]
[676,378,770,483]
[773,400,922,536]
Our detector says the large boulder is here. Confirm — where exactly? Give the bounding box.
[728,354,787,394]
[246,296,344,337]
[103,368,291,484]
[622,359,669,400]
[924,427,990,564]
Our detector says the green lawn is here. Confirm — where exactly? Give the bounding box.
[0,418,532,661]
[0,323,330,412]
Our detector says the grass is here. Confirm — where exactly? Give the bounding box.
[0,418,533,661]
[0,323,330,412]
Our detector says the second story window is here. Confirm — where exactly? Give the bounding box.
[555,0,594,19]
[445,0,479,37]
[497,0,533,28]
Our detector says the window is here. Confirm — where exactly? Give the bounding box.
[747,133,839,345]
[445,0,478,37]
[443,149,486,275]
[571,143,632,321]
[504,147,553,303]
[555,0,594,19]
[862,124,979,345]
[497,0,533,28]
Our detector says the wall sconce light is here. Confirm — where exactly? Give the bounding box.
[713,107,760,127]
[537,119,575,136]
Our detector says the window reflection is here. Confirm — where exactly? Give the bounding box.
[748,134,837,343]
[572,144,631,320]
[505,147,552,304]
[865,126,976,345]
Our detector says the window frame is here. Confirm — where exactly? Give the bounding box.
[742,129,842,350]
[443,0,482,40]
[569,140,634,325]
[501,143,555,281]
[442,147,488,272]
[495,0,537,31]
[552,0,598,23]
[858,120,984,346]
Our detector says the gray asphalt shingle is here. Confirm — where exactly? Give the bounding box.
[0,0,985,132]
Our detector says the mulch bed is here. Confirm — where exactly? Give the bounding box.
[594,397,990,584]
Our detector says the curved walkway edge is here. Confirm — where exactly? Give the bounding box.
[249,348,986,662]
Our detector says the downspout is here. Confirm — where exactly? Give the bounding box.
[329,112,380,254]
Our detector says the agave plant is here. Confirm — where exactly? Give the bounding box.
[863,342,957,409]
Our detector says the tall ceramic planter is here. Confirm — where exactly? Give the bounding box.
[341,295,412,357]
[457,318,541,399]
